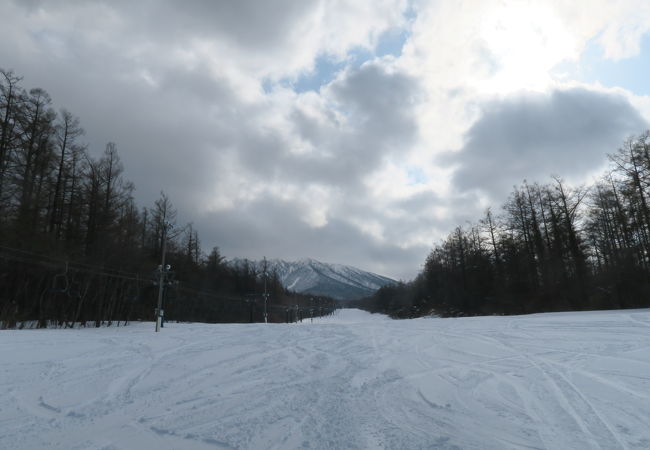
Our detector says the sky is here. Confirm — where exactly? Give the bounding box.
[1,0,649,280]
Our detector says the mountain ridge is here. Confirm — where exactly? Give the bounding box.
[228,258,396,300]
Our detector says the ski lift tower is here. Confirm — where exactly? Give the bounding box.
[262,258,269,324]
[155,221,173,332]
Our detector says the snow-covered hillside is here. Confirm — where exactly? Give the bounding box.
[230,258,396,300]
[3,309,650,449]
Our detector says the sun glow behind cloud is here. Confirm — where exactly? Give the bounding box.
[478,4,578,93]
[1,0,649,280]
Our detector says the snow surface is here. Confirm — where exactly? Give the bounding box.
[2,309,650,449]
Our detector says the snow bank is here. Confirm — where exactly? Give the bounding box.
[2,309,650,449]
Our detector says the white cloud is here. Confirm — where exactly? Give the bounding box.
[1,0,649,280]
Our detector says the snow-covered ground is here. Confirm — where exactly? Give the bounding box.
[2,309,650,450]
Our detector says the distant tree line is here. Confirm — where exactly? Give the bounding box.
[362,131,650,318]
[0,69,331,328]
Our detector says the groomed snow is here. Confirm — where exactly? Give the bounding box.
[2,308,650,449]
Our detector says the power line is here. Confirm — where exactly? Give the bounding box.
[0,245,144,281]
[0,244,335,323]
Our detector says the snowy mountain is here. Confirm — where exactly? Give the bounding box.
[229,258,396,300]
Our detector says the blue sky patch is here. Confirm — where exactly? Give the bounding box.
[376,26,410,58]
[270,24,411,94]
[556,32,650,96]
[406,166,427,185]
[291,55,349,93]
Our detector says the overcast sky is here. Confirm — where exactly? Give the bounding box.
[1,0,649,280]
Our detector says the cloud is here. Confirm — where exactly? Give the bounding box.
[445,87,648,200]
[196,195,426,281]
[2,0,650,282]
[213,61,422,195]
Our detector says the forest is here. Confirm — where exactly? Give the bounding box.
[363,132,650,318]
[0,69,333,329]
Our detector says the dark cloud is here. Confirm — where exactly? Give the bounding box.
[11,0,318,52]
[0,1,423,279]
[196,195,426,281]
[392,190,439,213]
[343,189,485,247]
[229,62,421,190]
[145,0,317,49]
[329,63,419,144]
[3,1,648,282]
[286,63,420,184]
[446,88,648,199]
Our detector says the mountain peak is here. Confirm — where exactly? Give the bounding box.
[228,258,396,300]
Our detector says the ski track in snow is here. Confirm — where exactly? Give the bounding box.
[2,309,650,449]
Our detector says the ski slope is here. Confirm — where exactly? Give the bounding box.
[2,309,650,449]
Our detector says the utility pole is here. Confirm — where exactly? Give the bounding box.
[263,271,269,324]
[155,221,172,332]
[262,257,269,323]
